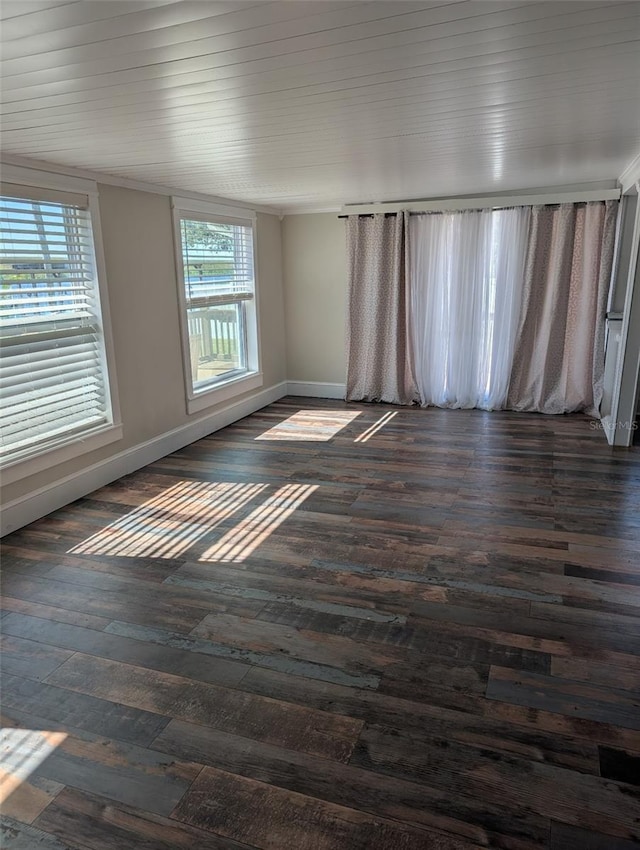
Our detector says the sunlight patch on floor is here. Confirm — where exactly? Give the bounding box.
[200,482,318,563]
[68,481,267,559]
[354,410,397,443]
[0,729,67,805]
[255,410,360,441]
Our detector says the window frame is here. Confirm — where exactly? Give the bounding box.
[0,164,122,485]
[171,197,262,414]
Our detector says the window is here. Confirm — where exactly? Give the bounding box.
[172,199,261,413]
[0,170,120,477]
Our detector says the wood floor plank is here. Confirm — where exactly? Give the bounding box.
[32,788,253,850]
[172,764,484,850]
[1,817,77,850]
[483,697,640,752]
[0,594,112,631]
[45,653,363,762]
[530,601,640,636]
[310,556,552,606]
[486,666,640,731]
[352,724,640,841]
[549,820,640,850]
[1,778,65,826]
[0,634,74,682]
[106,618,382,689]
[402,602,640,677]
[0,573,206,633]
[0,542,181,585]
[564,563,640,586]
[243,552,543,616]
[4,562,266,624]
[190,610,395,672]
[0,713,200,818]
[1,612,249,689]
[239,666,600,774]
[550,657,640,691]
[0,674,169,747]
[0,554,60,577]
[152,717,546,850]
[165,565,409,622]
[2,399,640,849]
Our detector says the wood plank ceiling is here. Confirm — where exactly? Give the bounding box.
[1,0,640,212]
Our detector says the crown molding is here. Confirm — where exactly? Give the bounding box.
[342,186,621,216]
[280,205,342,216]
[0,152,284,217]
[619,150,640,195]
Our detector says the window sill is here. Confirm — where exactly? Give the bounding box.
[1,422,124,486]
[187,371,263,415]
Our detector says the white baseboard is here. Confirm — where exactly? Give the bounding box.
[1,381,287,537]
[287,381,346,399]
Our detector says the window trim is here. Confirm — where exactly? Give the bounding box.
[0,164,122,482]
[171,197,262,415]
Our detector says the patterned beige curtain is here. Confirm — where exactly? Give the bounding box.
[346,213,417,404]
[507,200,618,416]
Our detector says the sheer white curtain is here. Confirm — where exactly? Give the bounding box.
[408,207,530,410]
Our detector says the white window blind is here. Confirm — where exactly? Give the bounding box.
[0,189,112,465]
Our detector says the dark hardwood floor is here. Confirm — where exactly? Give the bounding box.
[2,397,640,850]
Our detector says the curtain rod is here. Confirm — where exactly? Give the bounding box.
[337,205,593,219]
[337,210,536,218]
[339,187,620,217]
[338,212,397,218]
[338,201,611,219]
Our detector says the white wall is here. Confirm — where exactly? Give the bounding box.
[282,213,347,387]
[1,182,287,532]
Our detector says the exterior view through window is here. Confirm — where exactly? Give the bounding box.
[178,215,255,392]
